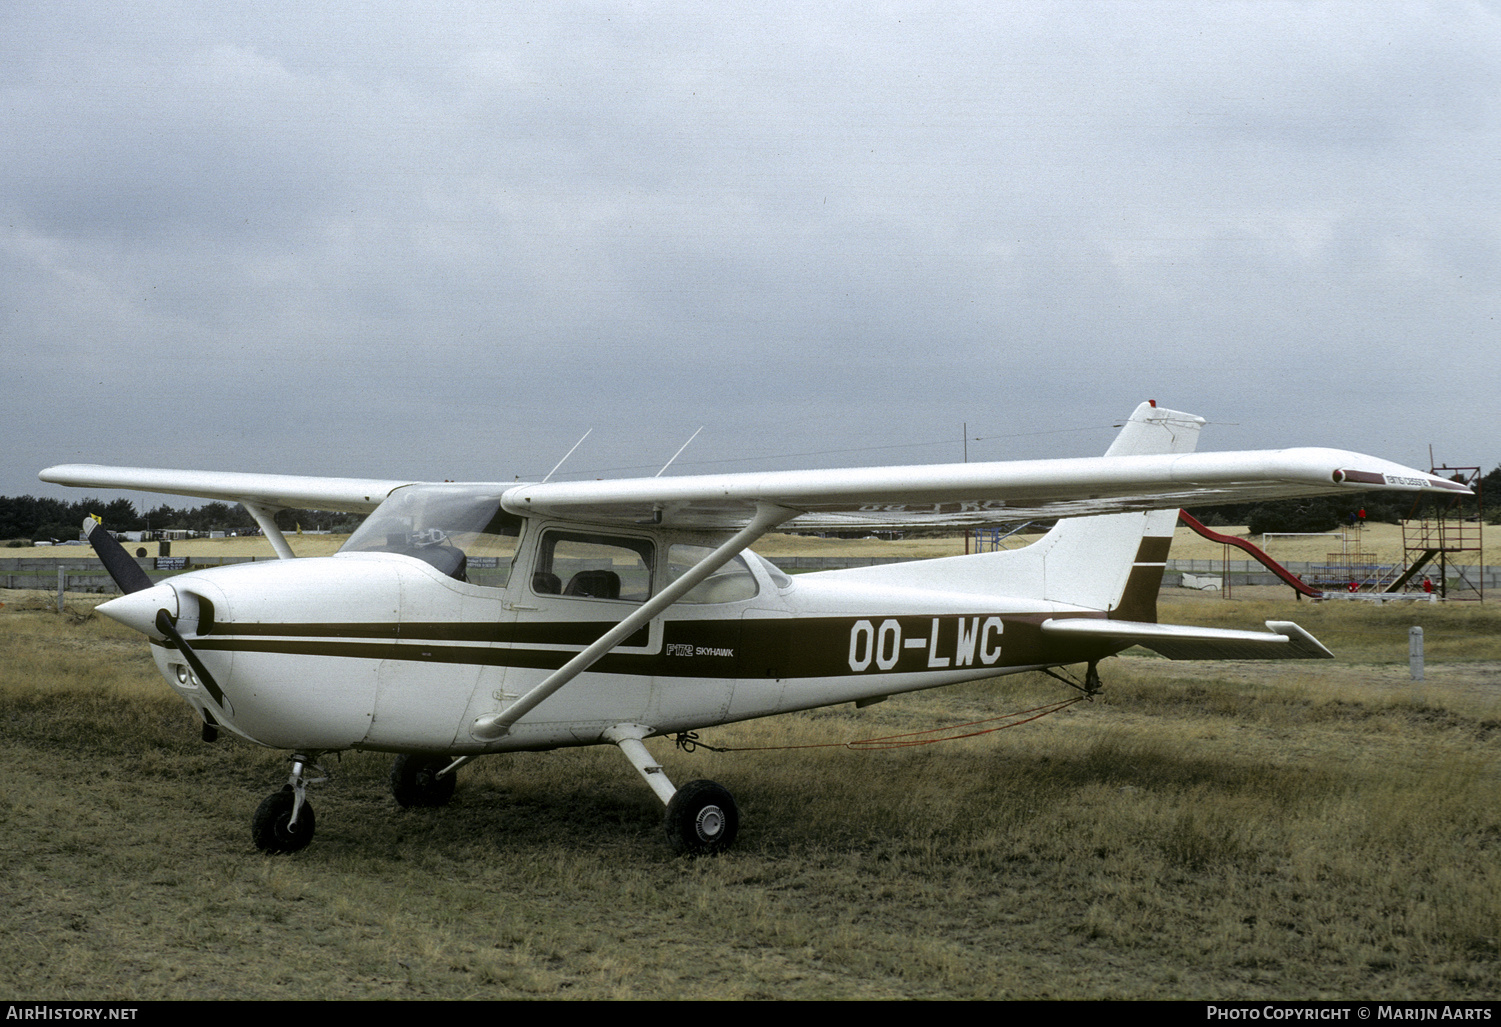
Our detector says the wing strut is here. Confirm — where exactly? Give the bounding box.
[241,502,294,560]
[471,501,796,741]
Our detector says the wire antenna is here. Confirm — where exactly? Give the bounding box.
[655,427,704,477]
[542,429,593,483]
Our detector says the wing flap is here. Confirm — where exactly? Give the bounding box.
[39,465,412,514]
[1041,617,1333,660]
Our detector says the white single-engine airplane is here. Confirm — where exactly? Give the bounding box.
[41,403,1465,855]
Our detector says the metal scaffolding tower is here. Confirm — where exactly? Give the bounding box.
[1397,465,1484,601]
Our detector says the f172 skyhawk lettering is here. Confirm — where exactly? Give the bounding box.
[40,403,1466,855]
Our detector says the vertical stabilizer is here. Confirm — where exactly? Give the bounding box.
[1024,402,1202,618]
[1099,401,1204,460]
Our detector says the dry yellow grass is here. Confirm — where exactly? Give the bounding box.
[720,521,1500,567]
[13,518,1496,569]
[1169,520,1501,566]
[181,533,344,558]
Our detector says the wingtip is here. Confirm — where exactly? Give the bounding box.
[1333,467,1472,494]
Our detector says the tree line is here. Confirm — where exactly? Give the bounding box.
[0,495,365,544]
[1185,465,1497,535]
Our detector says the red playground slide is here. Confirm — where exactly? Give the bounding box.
[1176,510,1323,599]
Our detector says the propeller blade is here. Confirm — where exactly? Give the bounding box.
[82,516,153,594]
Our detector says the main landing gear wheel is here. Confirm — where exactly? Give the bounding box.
[252,785,316,854]
[390,754,458,808]
[664,779,739,856]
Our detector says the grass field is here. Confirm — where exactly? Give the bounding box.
[1,590,1497,1000]
[17,519,1500,565]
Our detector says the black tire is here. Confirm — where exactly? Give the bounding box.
[252,786,315,854]
[390,754,458,808]
[664,779,739,855]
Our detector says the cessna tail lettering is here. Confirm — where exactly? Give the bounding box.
[40,403,1467,855]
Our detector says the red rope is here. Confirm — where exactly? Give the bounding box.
[846,697,1085,749]
[699,696,1087,753]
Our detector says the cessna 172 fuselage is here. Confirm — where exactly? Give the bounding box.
[40,403,1466,855]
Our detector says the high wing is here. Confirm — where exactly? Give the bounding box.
[41,403,1465,530]
[498,448,1466,529]
[37,465,414,514]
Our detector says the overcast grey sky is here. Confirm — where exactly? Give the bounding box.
[5,2,1498,508]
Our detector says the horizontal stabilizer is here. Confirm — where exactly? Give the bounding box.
[1041,618,1333,660]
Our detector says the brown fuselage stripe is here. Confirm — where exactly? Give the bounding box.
[186,613,1125,679]
[1134,535,1173,563]
[213,620,650,647]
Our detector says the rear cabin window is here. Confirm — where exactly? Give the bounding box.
[532,531,654,602]
[667,545,758,604]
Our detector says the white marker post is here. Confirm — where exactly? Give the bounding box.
[1409,626,1424,682]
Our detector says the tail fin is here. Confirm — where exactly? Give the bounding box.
[825,402,1202,620]
[1023,402,1202,619]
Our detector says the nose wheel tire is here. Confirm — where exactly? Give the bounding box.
[390,754,458,808]
[252,786,316,854]
[664,779,739,855]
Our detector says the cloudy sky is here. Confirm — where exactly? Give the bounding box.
[5,2,1499,509]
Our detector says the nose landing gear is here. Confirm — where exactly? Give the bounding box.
[252,753,326,854]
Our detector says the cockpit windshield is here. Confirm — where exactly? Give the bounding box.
[340,485,523,586]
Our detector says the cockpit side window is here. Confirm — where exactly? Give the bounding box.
[533,531,654,602]
[458,509,525,587]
